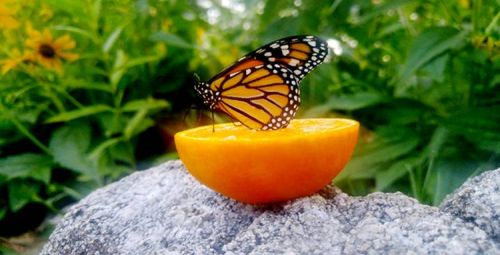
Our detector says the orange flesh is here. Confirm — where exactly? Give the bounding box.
[175,118,359,204]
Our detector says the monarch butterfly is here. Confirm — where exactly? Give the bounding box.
[195,35,328,130]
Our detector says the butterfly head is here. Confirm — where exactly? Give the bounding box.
[194,76,217,110]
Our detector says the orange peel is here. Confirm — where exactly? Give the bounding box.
[174,118,359,204]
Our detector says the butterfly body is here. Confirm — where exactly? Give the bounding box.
[195,35,328,130]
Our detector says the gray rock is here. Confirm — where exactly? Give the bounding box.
[41,161,499,255]
[440,168,500,245]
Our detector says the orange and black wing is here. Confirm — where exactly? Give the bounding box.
[210,35,328,84]
[198,35,327,130]
[249,35,328,82]
[207,59,300,130]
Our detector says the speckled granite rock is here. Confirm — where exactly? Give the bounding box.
[440,168,500,245]
[40,161,499,255]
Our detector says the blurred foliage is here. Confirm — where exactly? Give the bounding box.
[0,0,499,248]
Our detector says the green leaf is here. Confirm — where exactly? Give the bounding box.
[52,25,98,42]
[123,110,146,140]
[46,0,85,15]
[149,32,193,49]
[421,54,449,82]
[375,99,430,125]
[98,112,127,137]
[426,126,449,160]
[96,152,132,179]
[8,180,40,212]
[432,159,479,204]
[262,17,300,41]
[45,105,113,123]
[376,157,419,190]
[397,27,467,84]
[49,123,99,181]
[102,27,123,53]
[126,55,162,68]
[110,50,128,91]
[336,126,420,181]
[124,115,155,139]
[0,153,53,183]
[88,137,123,160]
[444,107,500,152]
[325,92,386,111]
[54,181,99,200]
[357,0,415,24]
[304,92,386,117]
[122,98,170,112]
[63,80,113,93]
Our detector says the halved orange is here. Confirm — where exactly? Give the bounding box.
[174,118,359,204]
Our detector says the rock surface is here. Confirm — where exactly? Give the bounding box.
[440,169,500,245]
[41,161,499,255]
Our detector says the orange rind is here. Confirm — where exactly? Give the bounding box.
[174,118,359,204]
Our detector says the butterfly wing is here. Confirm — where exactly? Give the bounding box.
[209,35,328,84]
[250,35,329,81]
[201,35,327,130]
[208,60,300,130]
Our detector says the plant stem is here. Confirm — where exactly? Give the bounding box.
[41,82,66,112]
[9,115,51,155]
[57,87,84,108]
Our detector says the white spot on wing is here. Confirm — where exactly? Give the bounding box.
[289,59,300,66]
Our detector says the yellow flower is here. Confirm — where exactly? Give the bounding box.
[0,1,19,29]
[25,25,79,72]
[0,49,33,74]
